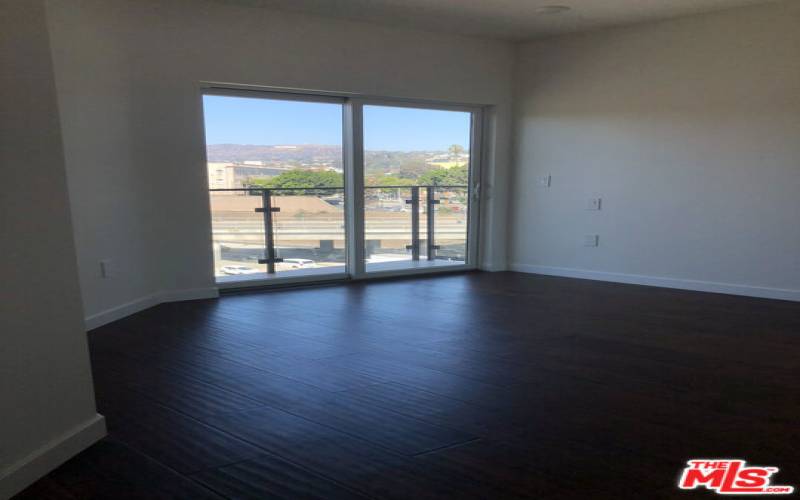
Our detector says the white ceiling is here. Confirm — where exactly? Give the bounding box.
[218,0,778,41]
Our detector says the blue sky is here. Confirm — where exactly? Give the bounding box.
[203,95,470,151]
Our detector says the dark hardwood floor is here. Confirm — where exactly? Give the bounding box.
[15,272,800,499]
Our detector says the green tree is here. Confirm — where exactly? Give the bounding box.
[365,174,414,187]
[247,169,343,194]
[394,159,430,179]
[418,164,468,186]
[365,174,414,195]
[448,144,465,158]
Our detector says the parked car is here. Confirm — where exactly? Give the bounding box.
[283,258,317,269]
[220,265,261,275]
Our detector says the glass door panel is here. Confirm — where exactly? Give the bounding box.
[203,93,345,282]
[362,105,473,273]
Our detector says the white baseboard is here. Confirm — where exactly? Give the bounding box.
[510,263,800,302]
[0,414,106,500]
[84,287,219,330]
[84,293,160,330]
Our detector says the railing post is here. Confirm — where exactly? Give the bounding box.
[255,189,282,273]
[405,187,420,261]
[426,187,440,261]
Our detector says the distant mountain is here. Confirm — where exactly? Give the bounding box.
[206,144,460,176]
[206,144,342,163]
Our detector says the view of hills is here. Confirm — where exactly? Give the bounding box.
[206,144,468,177]
[206,144,342,163]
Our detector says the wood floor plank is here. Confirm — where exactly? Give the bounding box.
[101,393,264,475]
[14,439,225,500]
[191,453,366,500]
[279,393,479,456]
[197,405,358,459]
[245,430,493,500]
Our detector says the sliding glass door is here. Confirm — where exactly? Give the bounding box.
[204,93,347,283]
[362,104,473,273]
[202,88,481,287]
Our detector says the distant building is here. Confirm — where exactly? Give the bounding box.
[207,162,294,190]
[207,162,233,190]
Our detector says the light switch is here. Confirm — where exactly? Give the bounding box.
[586,197,602,210]
[536,174,551,187]
[583,234,599,247]
[100,259,115,278]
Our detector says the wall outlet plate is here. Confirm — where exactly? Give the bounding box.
[583,234,599,247]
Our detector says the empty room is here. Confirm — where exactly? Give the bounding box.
[2,0,798,498]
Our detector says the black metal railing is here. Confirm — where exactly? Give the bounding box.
[209,185,467,274]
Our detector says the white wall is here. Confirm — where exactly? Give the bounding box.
[510,0,800,300]
[0,1,105,497]
[45,0,515,325]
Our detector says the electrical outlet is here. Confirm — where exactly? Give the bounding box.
[586,197,602,210]
[100,259,115,278]
[583,234,599,247]
[536,174,551,188]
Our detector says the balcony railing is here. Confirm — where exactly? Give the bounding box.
[209,185,467,277]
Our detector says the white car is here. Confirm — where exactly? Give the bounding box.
[283,258,317,269]
[220,265,261,275]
